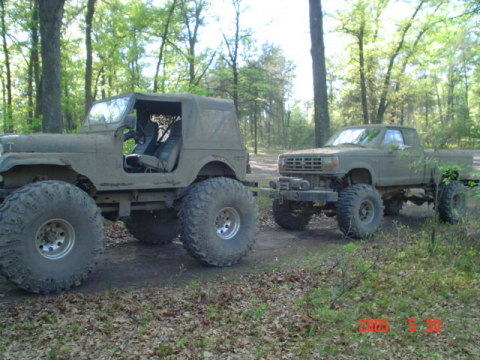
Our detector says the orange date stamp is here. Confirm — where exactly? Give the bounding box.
[358,318,441,333]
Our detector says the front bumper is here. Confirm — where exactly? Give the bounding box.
[259,187,338,203]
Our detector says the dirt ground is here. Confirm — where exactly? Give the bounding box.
[0,151,479,302]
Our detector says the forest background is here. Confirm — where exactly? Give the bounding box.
[0,0,479,152]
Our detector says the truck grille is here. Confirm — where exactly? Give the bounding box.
[284,156,322,171]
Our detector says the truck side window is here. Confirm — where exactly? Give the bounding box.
[402,129,418,147]
[382,129,405,149]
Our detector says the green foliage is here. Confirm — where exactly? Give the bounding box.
[0,0,479,152]
[439,165,461,182]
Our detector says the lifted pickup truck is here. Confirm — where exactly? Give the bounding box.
[0,93,258,294]
[262,125,474,238]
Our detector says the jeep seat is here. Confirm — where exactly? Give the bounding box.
[132,119,159,155]
[125,120,182,172]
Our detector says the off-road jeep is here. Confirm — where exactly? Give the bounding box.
[0,93,258,294]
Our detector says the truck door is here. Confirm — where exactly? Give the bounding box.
[379,129,424,186]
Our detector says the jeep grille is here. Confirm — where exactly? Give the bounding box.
[284,156,322,171]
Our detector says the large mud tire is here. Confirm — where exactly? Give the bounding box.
[438,180,467,224]
[125,210,178,245]
[0,181,104,294]
[272,200,313,230]
[383,198,404,216]
[179,177,258,266]
[337,184,384,239]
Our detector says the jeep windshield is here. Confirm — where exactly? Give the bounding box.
[85,96,131,127]
[325,127,382,147]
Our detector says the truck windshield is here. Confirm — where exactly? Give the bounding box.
[325,128,382,147]
[86,96,130,126]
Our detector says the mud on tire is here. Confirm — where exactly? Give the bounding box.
[272,200,313,230]
[0,181,104,294]
[179,177,258,266]
[337,184,384,239]
[438,180,467,224]
[125,210,178,245]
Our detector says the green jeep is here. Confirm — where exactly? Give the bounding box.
[0,93,258,294]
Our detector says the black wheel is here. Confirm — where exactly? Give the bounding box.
[337,184,384,239]
[438,180,467,223]
[125,210,178,245]
[179,177,258,266]
[383,198,404,216]
[0,181,104,294]
[272,200,313,230]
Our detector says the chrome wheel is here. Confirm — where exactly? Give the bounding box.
[35,219,75,260]
[359,200,375,224]
[215,207,240,240]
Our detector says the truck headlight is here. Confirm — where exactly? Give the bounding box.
[0,142,3,156]
[278,157,286,170]
[322,156,339,171]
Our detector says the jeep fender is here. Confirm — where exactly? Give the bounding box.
[0,153,70,173]
[192,156,240,181]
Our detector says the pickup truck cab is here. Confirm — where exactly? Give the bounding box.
[262,125,474,238]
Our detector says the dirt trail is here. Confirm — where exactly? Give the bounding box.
[1,151,479,302]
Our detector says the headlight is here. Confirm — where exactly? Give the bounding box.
[278,157,286,170]
[0,142,3,156]
[322,156,339,171]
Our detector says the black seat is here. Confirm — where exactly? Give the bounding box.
[132,120,159,155]
[125,120,182,172]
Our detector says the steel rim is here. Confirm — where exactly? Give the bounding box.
[359,199,375,224]
[215,207,241,240]
[35,218,76,260]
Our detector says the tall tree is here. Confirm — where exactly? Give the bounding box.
[375,0,425,123]
[27,0,41,127]
[39,0,65,133]
[84,0,96,116]
[179,0,212,87]
[222,0,248,115]
[153,0,178,92]
[0,0,13,132]
[309,0,330,146]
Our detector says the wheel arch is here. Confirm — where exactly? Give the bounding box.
[346,168,373,185]
[1,164,96,195]
[195,159,238,179]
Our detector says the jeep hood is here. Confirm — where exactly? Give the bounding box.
[0,134,97,154]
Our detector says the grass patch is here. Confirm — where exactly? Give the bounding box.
[0,221,478,359]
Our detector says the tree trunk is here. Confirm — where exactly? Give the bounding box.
[180,0,206,86]
[84,0,96,116]
[39,0,65,133]
[0,0,13,132]
[435,78,444,123]
[446,65,455,123]
[253,101,258,154]
[358,25,369,125]
[222,0,243,116]
[27,0,40,127]
[309,0,330,146]
[153,0,177,92]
